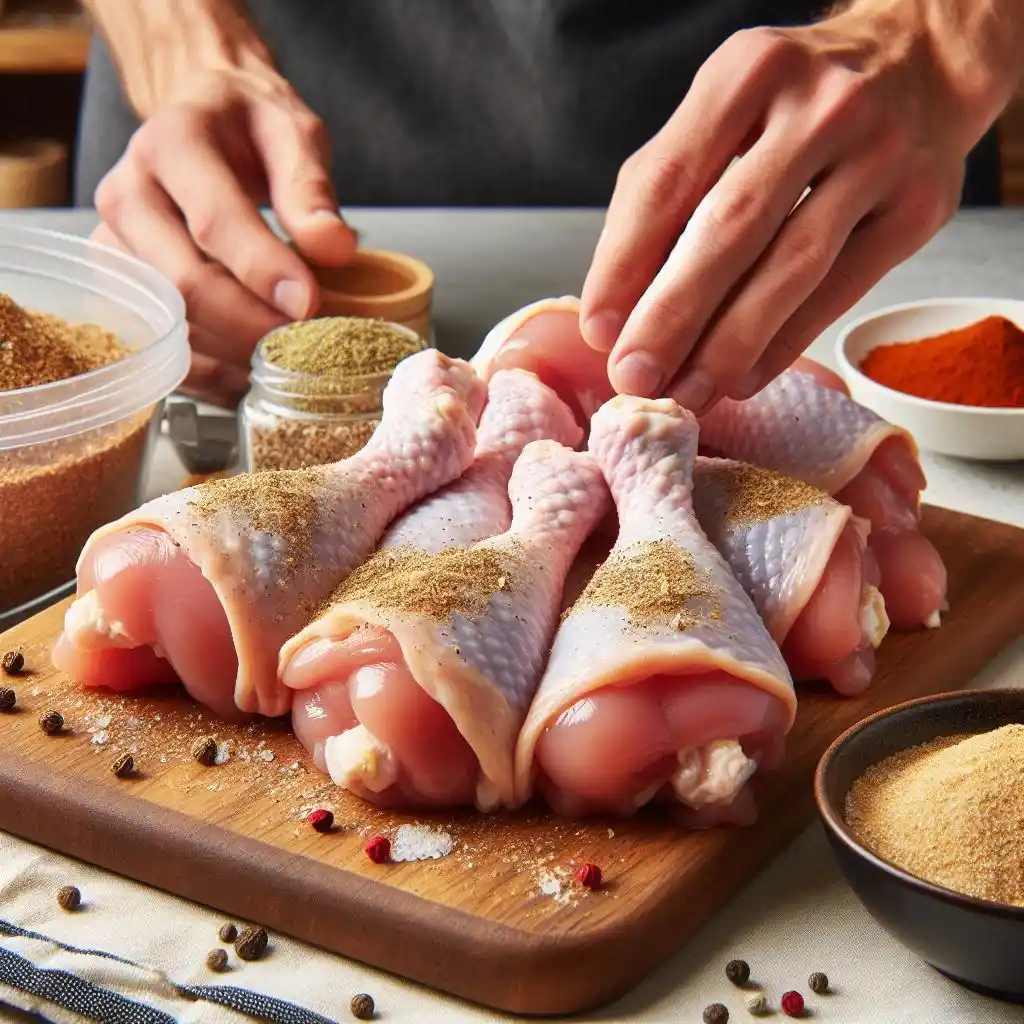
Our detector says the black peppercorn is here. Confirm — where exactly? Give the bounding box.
[191,735,218,766]
[350,993,375,1019]
[808,971,829,994]
[206,948,229,972]
[39,710,63,735]
[725,959,750,986]
[218,922,238,943]
[0,687,15,711]
[235,925,268,961]
[57,885,81,911]
[1,650,24,675]
[703,1003,729,1024]
[111,753,134,778]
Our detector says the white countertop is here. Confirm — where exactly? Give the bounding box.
[1,208,1022,1024]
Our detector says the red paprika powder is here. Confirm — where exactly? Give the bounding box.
[860,315,1024,408]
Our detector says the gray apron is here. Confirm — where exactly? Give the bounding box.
[76,1,827,207]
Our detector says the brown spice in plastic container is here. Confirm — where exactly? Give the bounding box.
[0,293,154,610]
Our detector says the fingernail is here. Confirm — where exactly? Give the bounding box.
[733,366,763,399]
[311,207,341,220]
[612,351,664,398]
[581,310,625,352]
[273,279,310,320]
[670,369,716,413]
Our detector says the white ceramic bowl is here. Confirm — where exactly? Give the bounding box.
[835,297,1024,462]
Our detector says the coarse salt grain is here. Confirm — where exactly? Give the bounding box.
[390,824,455,863]
[213,742,231,766]
[538,870,573,906]
[259,750,275,762]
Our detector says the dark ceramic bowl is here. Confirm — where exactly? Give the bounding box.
[815,688,1024,1003]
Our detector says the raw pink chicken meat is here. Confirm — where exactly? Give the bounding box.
[698,359,947,630]
[286,367,584,803]
[51,350,487,719]
[281,437,607,811]
[514,395,796,824]
[691,459,888,694]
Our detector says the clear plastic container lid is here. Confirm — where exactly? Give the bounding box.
[0,225,189,450]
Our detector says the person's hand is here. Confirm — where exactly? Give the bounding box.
[92,65,357,407]
[579,6,1010,415]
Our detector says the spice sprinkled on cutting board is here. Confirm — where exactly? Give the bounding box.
[845,725,1024,904]
[0,293,126,391]
[704,463,827,524]
[573,539,720,629]
[326,545,515,622]
[262,317,422,378]
[390,823,455,862]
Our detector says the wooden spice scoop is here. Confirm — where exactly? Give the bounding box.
[297,247,435,343]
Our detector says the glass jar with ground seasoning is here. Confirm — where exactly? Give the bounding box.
[238,316,427,472]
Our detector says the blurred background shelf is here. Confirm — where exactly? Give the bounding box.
[0,0,89,74]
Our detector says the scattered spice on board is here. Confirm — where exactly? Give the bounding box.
[245,317,424,472]
[1,650,24,675]
[364,835,391,864]
[350,992,375,1020]
[725,959,750,986]
[206,949,229,972]
[702,1003,729,1024]
[235,925,269,962]
[845,725,1024,905]
[808,971,829,994]
[745,991,767,1015]
[572,539,720,630]
[860,315,1024,407]
[110,752,134,778]
[56,885,81,911]
[191,735,218,766]
[389,823,454,862]
[218,923,238,943]
[0,687,15,711]
[574,862,601,889]
[308,808,334,833]
[0,293,151,610]
[39,710,63,735]
[781,990,804,1017]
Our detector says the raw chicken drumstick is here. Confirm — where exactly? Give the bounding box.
[515,396,796,823]
[288,367,583,792]
[692,459,888,695]
[281,438,608,810]
[698,361,947,630]
[52,350,487,719]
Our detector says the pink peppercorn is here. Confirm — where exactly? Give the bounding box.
[308,809,334,833]
[781,991,804,1017]
[364,835,391,864]
[574,863,602,889]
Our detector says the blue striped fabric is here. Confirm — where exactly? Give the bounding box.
[0,920,340,1024]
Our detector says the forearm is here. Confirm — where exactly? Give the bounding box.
[83,0,278,118]
[828,0,1024,147]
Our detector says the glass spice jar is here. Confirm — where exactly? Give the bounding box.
[238,318,427,472]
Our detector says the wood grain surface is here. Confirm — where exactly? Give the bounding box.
[0,506,1021,1017]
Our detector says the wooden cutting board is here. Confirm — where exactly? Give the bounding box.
[0,505,1021,1017]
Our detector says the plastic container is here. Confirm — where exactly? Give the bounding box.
[0,225,188,629]
[239,319,425,472]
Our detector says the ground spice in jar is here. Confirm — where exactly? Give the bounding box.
[0,292,152,610]
[244,317,425,473]
[845,725,1024,905]
[860,315,1024,407]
